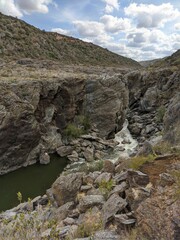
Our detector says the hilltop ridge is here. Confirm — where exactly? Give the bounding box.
[0,12,140,68]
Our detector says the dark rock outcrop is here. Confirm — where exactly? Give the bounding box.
[0,71,128,174]
[127,69,180,144]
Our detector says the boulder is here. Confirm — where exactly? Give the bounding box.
[78,195,105,213]
[159,173,175,187]
[67,151,79,162]
[126,187,151,210]
[137,141,154,156]
[83,147,94,162]
[93,230,119,240]
[57,146,73,157]
[103,160,115,173]
[127,170,149,187]
[83,172,101,185]
[39,152,50,165]
[55,202,74,221]
[95,172,112,186]
[102,193,127,224]
[108,181,127,198]
[52,173,84,206]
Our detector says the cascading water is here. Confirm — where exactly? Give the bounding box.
[108,119,138,162]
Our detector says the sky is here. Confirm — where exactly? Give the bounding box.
[0,0,180,61]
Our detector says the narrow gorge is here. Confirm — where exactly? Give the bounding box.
[0,12,180,240]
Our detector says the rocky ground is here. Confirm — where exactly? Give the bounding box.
[0,153,179,240]
[0,55,180,239]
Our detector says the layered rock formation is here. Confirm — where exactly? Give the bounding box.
[0,68,128,174]
[127,68,180,144]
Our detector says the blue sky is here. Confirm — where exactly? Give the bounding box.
[0,0,180,61]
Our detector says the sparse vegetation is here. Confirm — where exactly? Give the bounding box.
[98,179,114,199]
[171,170,180,199]
[0,12,140,68]
[17,192,22,204]
[74,209,103,238]
[64,115,91,139]
[153,141,172,155]
[64,123,84,138]
[156,106,166,123]
[128,154,155,170]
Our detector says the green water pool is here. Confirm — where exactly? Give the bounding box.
[0,155,68,212]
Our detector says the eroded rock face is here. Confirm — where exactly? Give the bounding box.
[0,71,128,174]
[127,69,180,143]
[135,186,180,240]
[164,93,180,144]
[84,74,128,138]
[0,84,41,174]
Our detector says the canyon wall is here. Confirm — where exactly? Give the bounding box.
[0,72,128,174]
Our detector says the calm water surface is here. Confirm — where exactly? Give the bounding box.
[0,155,67,212]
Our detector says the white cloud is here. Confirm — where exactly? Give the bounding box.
[73,20,105,37]
[102,0,119,13]
[100,15,131,33]
[51,28,71,36]
[126,28,168,47]
[16,0,53,14]
[174,23,180,31]
[0,0,22,17]
[0,0,53,17]
[125,3,180,28]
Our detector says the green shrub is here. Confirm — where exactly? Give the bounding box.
[156,106,166,123]
[98,179,114,199]
[128,154,155,170]
[64,123,84,138]
[64,115,91,139]
[76,115,91,131]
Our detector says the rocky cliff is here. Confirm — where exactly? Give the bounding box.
[127,68,180,145]
[0,64,128,174]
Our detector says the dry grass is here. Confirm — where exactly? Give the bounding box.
[128,154,155,170]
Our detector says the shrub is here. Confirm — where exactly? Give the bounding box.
[64,115,91,139]
[64,123,84,138]
[156,106,166,123]
[74,210,102,238]
[76,115,91,131]
[99,179,114,199]
[128,154,155,170]
[153,141,172,155]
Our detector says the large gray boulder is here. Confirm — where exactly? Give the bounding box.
[78,195,105,213]
[52,173,84,206]
[102,193,127,224]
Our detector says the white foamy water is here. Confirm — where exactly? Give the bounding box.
[108,119,138,162]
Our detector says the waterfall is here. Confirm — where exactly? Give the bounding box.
[108,119,138,162]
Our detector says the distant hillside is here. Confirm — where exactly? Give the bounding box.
[0,12,140,68]
[140,58,161,67]
[142,50,180,69]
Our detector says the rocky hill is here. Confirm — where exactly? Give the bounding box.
[0,12,140,68]
[141,50,180,69]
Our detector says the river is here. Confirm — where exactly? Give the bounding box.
[0,155,67,212]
